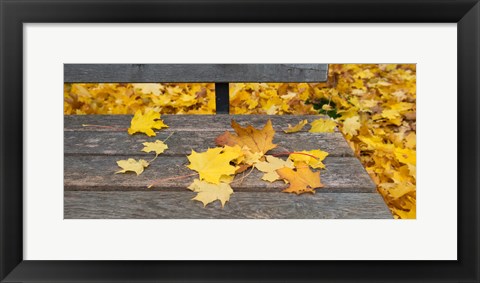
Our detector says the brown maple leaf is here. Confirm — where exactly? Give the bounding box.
[215,120,277,155]
[276,162,324,194]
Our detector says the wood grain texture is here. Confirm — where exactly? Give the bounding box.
[64,64,328,83]
[64,114,392,219]
[64,131,353,157]
[64,156,376,193]
[64,191,392,219]
[64,114,334,132]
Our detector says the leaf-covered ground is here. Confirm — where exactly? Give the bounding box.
[64,64,416,219]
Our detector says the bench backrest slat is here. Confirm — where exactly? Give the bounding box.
[64,64,328,83]
[64,64,328,114]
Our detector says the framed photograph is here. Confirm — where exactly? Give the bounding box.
[1,0,478,282]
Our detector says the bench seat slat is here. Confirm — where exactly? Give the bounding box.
[64,64,328,83]
[64,155,376,193]
[64,131,353,157]
[64,114,336,132]
[64,191,391,219]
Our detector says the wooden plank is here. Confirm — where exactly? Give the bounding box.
[64,156,376,193]
[64,191,392,219]
[64,114,334,132]
[64,131,354,157]
[64,64,328,83]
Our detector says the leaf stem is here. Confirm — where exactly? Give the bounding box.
[148,155,158,163]
[162,131,175,143]
[231,165,255,185]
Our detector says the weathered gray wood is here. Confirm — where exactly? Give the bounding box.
[64,64,328,83]
[64,155,376,193]
[63,114,392,219]
[64,191,392,219]
[64,114,335,132]
[64,131,353,157]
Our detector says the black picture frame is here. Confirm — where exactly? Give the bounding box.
[1,0,478,282]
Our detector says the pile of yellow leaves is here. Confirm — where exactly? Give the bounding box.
[64,83,215,114]
[113,113,328,208]
[185,119,327,207]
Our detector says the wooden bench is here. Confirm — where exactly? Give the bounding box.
[64,64,392,219]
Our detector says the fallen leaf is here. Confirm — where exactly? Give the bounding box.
[142,140,168,157]
[342,116,361,136]
[276,162,324,194]
[255,155,294,182]
[188,179,234,208]
[128,110,168,137]
[283,119,308,133]
[309,119,337,133]
[221,145,245,163]
[186,147,238,184]
[115,158,149,175]
[288,149,329,169]
[215,120,276,155]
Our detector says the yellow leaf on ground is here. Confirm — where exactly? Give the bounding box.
[288,149,329,169]
[186,147,238,184]
[142,140,168,157]
[394,147,416,166]
[115,158,149,175]
[215,120,276,155]
[187,179,234,208]
[342,116,361,136]
[276,162,324,194]
[283,119,308,133]
[309,119,337,133]
[393,207,416,219]
[380,182,415,200]
[255,155,294,182]
[128,110,168,137]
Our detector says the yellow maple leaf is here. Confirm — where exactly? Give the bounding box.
[380,182,415,200]
[288,149,329,169]
[128,110,168,137]
[255,155,294,182]
[187,179,234,208]
[142,140,168,157]
[186,147,238,184]
[283,119,308,133]
[276,162,324,194]
[221,145,245,163]
[393,207,416,219]
[405,132,416,149]
[230,145,263,167]
[309,118,337,133]
[241,146,263,165]
[381,109,401,120]
[115,158,149,175]
[215,120,276,155]
[342,116,361,136]
[394,147,416,165]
